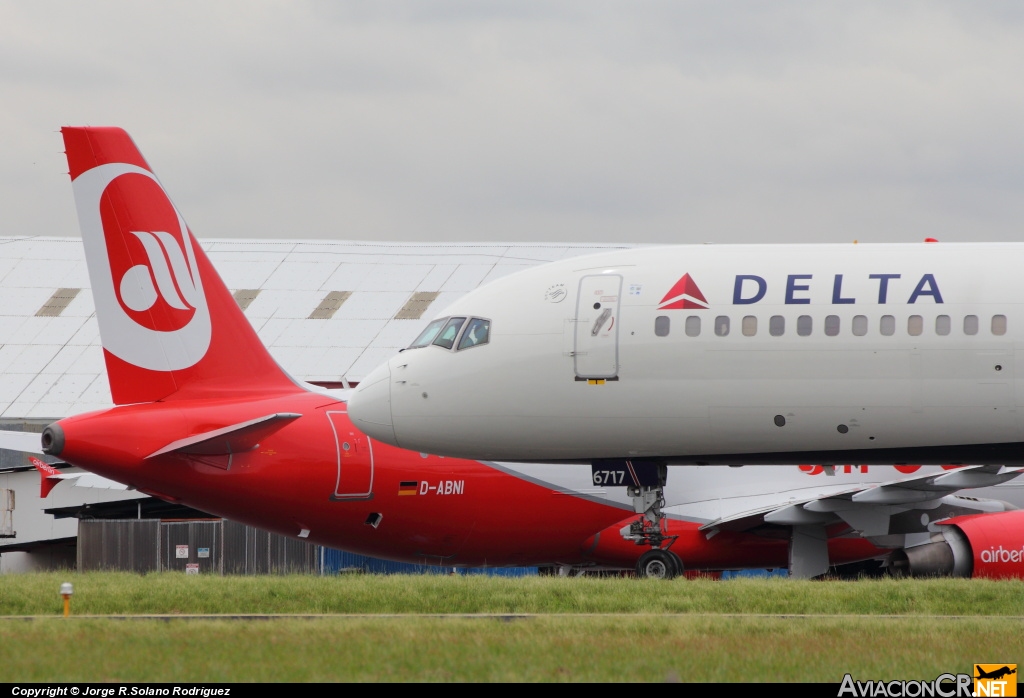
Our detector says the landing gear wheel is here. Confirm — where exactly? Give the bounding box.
[636,549,678,580]
[666,550,683,578]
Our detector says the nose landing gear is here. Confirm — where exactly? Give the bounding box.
[592,459,682,579]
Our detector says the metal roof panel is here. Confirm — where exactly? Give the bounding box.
[40,345,87,376]
[43,374,96,401]
[268,346,329,378]
[304,347,363,381]
[332,292,409,320]
[67,320,100,346]
[320,263,373,290]
[374,319,432,349]
[1,288,55,318]
[263,261,340,291]
[479,264,537,285]
[269,320,326,348]
[314,319,386,349]
[11,373,59,402]
[0,372,35,406]
[9,238,87,260]
[244,290,325,320]
[417,264,457,290]
[31,317,89,346]
[254,318,295,347]
[8,345,62,375]
[60,291,95,318]
[213,261,282,289]
[67,345,105,375]
[204,241,297,255]
[439,264,498,292]
[6,260,89,288]
[354,264,433,292]
[0,257,21,284]
[0,317,26,344]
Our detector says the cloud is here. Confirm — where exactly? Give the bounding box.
[3,1,1024,244]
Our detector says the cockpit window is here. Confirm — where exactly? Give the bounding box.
[458,318,490,350]
[432,317,467,350]
[408,318,448,349]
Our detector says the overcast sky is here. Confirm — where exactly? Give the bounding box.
[3,1,1024,245]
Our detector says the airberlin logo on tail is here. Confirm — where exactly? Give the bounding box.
[72,163,211,372]
[658,274,709,310]
[117,230,200,331]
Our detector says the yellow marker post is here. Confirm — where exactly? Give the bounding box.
[60,582,73,617]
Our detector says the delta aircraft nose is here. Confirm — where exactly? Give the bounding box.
[347,362,398,445]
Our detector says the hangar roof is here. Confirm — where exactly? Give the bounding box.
[0,236,633,419]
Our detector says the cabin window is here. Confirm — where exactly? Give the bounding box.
[936,315,951,336]
[715,316,730,337]
[742,316,757,336]
[797,315,812,337]
[655,316,670,337]
[409,317,448,349]
[964,315,979,336]
[852,315,868,336]
[992,315,1007,336]
[685,316,701,337]
[908,315,923,336]
[880,315,895,336]
[457,318,490,350]
[824,315,840,337]
[432,317,467,349]
[769,315,784,337]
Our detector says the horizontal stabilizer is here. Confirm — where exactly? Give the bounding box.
[0,431,44,455]
[147,413,302,458]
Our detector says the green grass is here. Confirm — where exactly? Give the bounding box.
[2,572,1022,616]
[2,616,1018,682]
[1,573,1022,681]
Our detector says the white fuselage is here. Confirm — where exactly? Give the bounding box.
[348,242,1024,463]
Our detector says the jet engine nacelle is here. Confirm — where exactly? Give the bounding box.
[891,510,1024,579]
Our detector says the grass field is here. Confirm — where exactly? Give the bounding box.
[2,573,1021,682]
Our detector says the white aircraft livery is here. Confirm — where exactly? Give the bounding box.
[347,242,1024,465]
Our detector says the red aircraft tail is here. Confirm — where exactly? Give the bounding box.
[61,127,299,404]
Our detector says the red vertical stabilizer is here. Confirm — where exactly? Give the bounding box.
[61,127,300,404]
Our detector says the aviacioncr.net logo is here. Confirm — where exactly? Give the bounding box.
[72,162,211,372]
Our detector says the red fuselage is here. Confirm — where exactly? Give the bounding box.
[50,389,883,570]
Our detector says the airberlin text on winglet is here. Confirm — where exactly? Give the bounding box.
[661,273,944,309]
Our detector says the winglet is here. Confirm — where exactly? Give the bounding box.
[30,457,64,498]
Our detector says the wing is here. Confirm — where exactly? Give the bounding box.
[0,431,44,454]
[697,465,1024,578]
[701,465,1024,536]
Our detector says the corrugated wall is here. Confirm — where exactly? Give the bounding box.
[79,519,322,575]
[78,519,160,573]
[79,519,537,576]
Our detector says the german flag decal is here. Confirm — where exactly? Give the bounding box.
[398,481,418,496]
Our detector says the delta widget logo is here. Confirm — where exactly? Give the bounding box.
[658,274,708,310]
